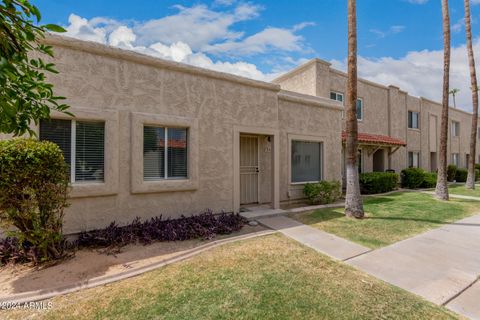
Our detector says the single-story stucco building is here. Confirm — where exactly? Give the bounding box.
[2,35,479,235]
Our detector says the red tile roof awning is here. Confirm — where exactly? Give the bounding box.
[342,131,407,147]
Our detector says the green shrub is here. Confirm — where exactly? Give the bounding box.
[476,169,480,181]
[0,139,70,265]
[455,168,468,183]
[421,172,437,188]
[401,168,426,189]
[447,165,457,182]
[303,181,342,205]
[359,172,399,194]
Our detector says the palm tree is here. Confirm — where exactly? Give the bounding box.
[449,88,460,108]
[464,0,479,189]
[435,0,451,201]
[345,0,364,218]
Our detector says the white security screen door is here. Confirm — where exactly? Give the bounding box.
[240,135,259,205]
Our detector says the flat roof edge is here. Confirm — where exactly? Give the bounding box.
[43,34,281,92]
[279,90,343,111]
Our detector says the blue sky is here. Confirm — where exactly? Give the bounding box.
[31,0,480,111]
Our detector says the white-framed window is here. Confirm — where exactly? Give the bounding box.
[143,126,188,181]
[356,98,363,120]
[40,119,105,183]
[452,121,460,137]
[330,91,344,104]
[331,91,363,120]
[291,140,323,183]
[408,151,420,168]
[452,153,460,166]
[408,111,420,129]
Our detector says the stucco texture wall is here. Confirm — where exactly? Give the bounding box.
[3,36,342,234]
[278,97,342,201]
[41,39,282,233]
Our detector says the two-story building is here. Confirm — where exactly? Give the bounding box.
[1,36,479,235]
[273,58,480,179]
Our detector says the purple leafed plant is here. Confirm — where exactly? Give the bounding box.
[0,211,246,265]
[76,210,247,253]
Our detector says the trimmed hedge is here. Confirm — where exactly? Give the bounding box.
[303,181,342,205]
[421,172,437,188]
[401,168,426,189]
[359,172,399,194]
[0,139,70,265]
[401,168,439,189]
[447,165,457,182]
[455,168,468,183]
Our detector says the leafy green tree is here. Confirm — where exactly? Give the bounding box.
[0,0,70,136]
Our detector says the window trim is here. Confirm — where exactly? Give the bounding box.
[288,134,325,185]
[330,91,344,105]
[36,107,119,198]
[408,151,420,168]
[452,121,460,137]
[408,111,420,130]
[143,125,189,181]
[451,153,460,167]
[131,112,198,194]
[356,97,364,121]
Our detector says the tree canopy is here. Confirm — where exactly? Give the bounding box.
[0,0,70,136]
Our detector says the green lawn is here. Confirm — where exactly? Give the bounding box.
[4,234,458,320]
[447,183,480,197]
[291,192,480,249]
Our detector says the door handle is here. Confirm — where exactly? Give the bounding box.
[256,168,259,173]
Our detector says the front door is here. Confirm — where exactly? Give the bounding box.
[240,135,259,205]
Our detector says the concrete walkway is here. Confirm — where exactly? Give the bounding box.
[257,216,370,260]
[421,191,480,201]
[347,214,480,319]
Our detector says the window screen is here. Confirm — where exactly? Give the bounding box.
[356,99,363,120]
[408,111,419,129]
[143,126,165,181]
[408,152,419,168]
[40,119,105,183]
[167,128,188,178]
[39,119,72,165]
[291,141,322,183]
[75,121,105,182]
[143,126,188,180]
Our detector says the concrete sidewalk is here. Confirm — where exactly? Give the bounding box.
[421,191,480,201]
[257,216,370,261]
[347,214,480,319]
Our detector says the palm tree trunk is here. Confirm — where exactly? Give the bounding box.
[345,0,364,218]
[464,0,479,189]
[435,0,451,200]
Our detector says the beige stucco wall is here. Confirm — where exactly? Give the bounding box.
[275,58,480,175]
[0,35,343,234]
[278,91,343,201]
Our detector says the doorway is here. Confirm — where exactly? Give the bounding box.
[240,135,259,205]
[373,149,385,172]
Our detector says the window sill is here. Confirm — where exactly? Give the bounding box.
[70,182,118,198]
[131,179,198,194]
[408,128,421,132]
[290,181,321,186]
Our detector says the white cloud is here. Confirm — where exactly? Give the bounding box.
[331,38,480,112]
[370,25,405,39]
[214,0,236,6]
[62,3,311,81]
